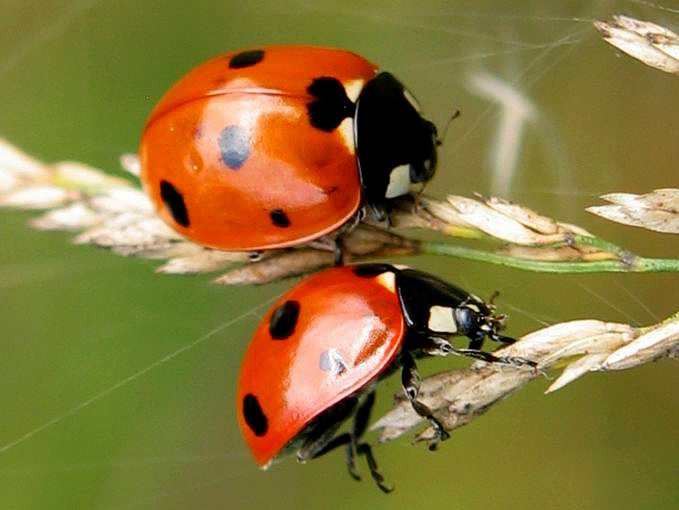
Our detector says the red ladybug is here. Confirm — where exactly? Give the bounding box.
[140,46,439,251]
[237,264,527,492]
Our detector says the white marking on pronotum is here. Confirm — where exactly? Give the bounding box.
[428,305,458,333]
[376,271,396,293]
[385,164,411,199]
[338,118,355,155]
[343,79,364,103]
[337,79,364,155]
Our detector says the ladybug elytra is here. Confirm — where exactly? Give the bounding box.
[236,264,527,492]
[140,46,439,251]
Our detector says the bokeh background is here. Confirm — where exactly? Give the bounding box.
[1,1,678,509]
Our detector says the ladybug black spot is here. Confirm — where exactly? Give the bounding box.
[269,209,291,228]
[159,180,190,227]
[218,125,250,170]
[229,49,265,68]
[307,77,356,132]
[242,394,268,437]
[269,300,300,340]
[353,264,396,278]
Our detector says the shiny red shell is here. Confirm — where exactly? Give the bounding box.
[140,46,378,251]
[236,266,406,466]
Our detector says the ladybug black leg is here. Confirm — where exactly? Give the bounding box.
[356,443,393,493]
[351,392,393,493]
[468,327,493,350]
[453,348,536,368]
[333,237,345,266]
[494,334,516,345]
[316,434,391,493]
[419,335,534,368]
[297,397,358,463]
[467,337,484,351]
[310,432,359,478]
[400,352,450,451]
[344,435,361,481]
[347,393,372,476]
[352,391,374,438]
[367,202,388,223]
[300,394,393,493]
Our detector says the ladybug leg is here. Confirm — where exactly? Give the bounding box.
[344,434,361,481]
[400,352,450,451]
[494,334,516,345]
[366,202,388,223]
[467,337,484,351]
[297,397,359,463]
[312,436,393,494]
[421,335,534,367]
[311,432,359,478]
[299,394,393,493]
[352,391,374,438]
[356,443,393,493]
[343,391,374,479]
[351,393,394,493]
[306,236,346,266]
[333,237,345,266]
[453,347,536,367]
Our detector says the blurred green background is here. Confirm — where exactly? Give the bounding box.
[1,1,678,509]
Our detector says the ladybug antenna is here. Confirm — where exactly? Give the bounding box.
[436,109,461,146]
[488,290,500,307]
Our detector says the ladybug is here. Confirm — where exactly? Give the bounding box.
[140,46,439,251]
[237,264,530,492]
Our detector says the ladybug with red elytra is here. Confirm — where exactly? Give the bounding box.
[139,45,440,253]
[140,45,532,492]
[237,263,534,492]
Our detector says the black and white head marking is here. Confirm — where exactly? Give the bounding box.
[427,305,458,333]
[354,72,438,218]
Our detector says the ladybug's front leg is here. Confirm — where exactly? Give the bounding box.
[421,336,534,367]
[400,352,450,451]
[418,335,499,363]
[467,332,485,351]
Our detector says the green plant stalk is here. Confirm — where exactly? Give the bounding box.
[570,234,627,255]
[419,241,679,273]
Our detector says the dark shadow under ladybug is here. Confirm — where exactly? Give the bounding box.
[238,264,535,493]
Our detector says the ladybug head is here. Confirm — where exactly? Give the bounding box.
[453,297,512,344]
[355,72,439,214]
[407,119,438,186]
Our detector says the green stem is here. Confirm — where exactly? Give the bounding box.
[419,241,679,273]
[571,234,627,255]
